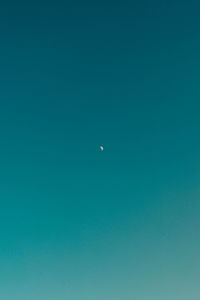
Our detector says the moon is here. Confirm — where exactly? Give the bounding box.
[100,145,104,151]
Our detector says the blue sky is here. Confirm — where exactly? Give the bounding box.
[0,0,200,299]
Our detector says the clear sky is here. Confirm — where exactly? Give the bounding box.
[0,0,200,299]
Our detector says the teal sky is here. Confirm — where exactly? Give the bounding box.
[0,0,200,299]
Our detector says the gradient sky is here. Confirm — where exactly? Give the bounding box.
[0,0,200,299]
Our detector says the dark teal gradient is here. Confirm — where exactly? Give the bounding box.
[0,0,200,299]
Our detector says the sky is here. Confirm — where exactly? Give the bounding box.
[0,0,200,299]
